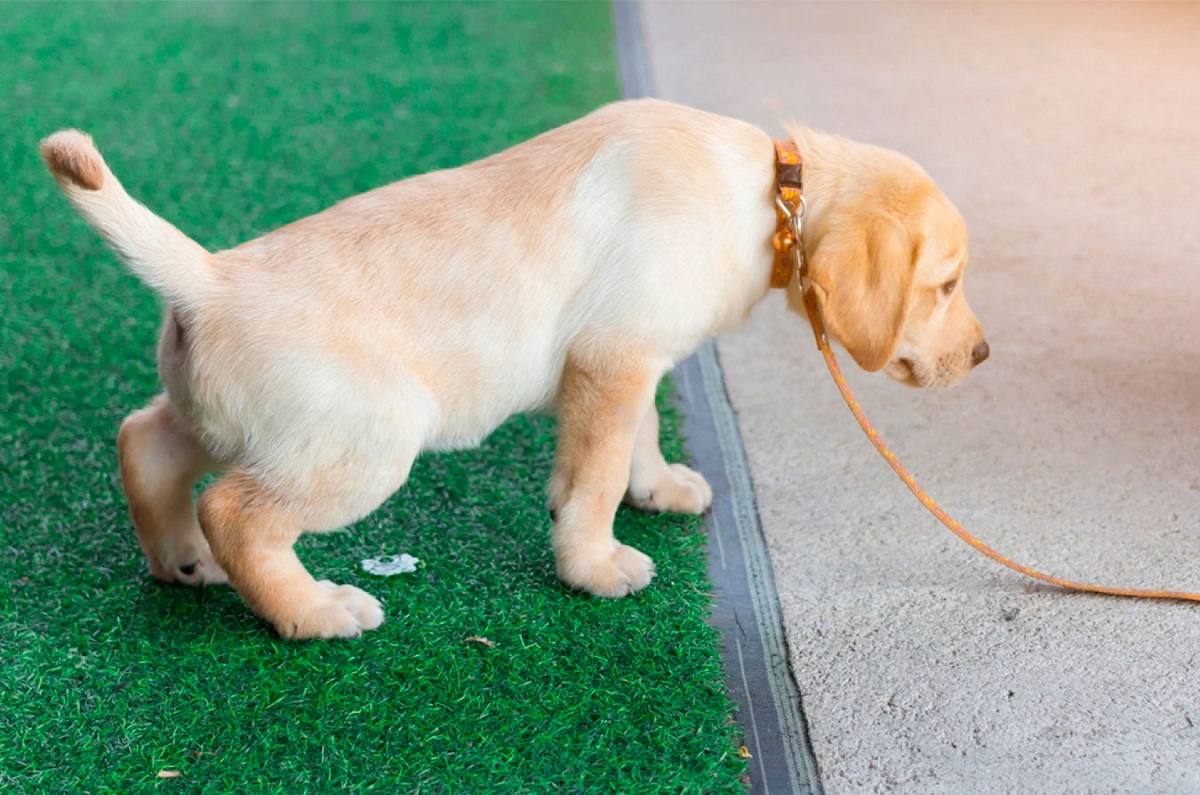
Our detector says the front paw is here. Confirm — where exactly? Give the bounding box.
[625,463,713,515]
[557,541,655,598]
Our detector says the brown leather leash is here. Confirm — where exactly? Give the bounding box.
[772,139,1200,603]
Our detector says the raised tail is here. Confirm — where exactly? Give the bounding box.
[40,130,213,306]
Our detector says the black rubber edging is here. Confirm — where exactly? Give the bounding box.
[612,4,824,793]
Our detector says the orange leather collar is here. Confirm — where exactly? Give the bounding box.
[771,139,804,288]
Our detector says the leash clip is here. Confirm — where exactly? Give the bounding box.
[775,192,826,348]
[774,194,806,233]
[774,194,808,279]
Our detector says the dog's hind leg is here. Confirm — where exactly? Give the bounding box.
[118,394,227,585]
[196,457,411,640]
[622,399,712,516]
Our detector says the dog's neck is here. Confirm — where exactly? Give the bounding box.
[781,128,846,254]
[770,131,844,328]
[771,139,805,288]
[771,135,841,290]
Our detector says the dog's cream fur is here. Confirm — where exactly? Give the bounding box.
[41,99,985,639]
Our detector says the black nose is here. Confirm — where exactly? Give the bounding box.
[971,339,990,367]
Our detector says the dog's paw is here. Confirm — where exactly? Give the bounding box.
[626,463,713,515]
[274,581,384,640]
[557,542,655,598]
[146,535,229,587]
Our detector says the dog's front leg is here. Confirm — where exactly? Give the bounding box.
[623,402,713,515]
[551,356,658,598]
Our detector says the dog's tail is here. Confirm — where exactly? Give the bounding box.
[40,130,213,306]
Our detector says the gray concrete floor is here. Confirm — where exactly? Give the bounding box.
[640,3,1200,793]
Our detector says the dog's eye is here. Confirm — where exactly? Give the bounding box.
[941,278,958,296]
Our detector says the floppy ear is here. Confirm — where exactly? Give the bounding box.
[803,219,915,371]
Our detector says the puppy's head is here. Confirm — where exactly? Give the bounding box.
[787,128,986,389]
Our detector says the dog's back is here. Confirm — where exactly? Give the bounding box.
[42,100,774,467]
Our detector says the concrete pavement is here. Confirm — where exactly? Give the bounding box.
[640,3,1200,792]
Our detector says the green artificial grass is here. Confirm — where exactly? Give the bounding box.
[0,2,745,792]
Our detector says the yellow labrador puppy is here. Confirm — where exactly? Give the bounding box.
[41,99,986,639]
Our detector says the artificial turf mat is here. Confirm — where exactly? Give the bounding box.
[0,2,746,792]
